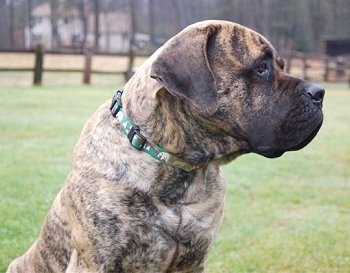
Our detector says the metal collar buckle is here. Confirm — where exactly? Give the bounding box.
[110,90,123,117]
[127,125,147,150]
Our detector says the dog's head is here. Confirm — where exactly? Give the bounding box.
[150,20,324,160]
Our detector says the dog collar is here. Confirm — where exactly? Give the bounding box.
[110,90,203,172]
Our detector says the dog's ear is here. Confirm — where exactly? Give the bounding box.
[150,25,218,115]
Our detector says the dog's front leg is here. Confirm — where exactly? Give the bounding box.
[65,249,97,273]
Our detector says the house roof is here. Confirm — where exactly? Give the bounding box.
[32,3,51,17]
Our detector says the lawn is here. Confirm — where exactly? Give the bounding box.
[0,83,349,272]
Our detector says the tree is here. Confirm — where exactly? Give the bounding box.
[27,0,33,48]
[172,0,181,33]
[149,0,156,49]
[93,0,99,51]
[307,0,329,51]
[50,0,60,50]
[9,0,15,47]
[0,0,9,48]
[126,0,136,79]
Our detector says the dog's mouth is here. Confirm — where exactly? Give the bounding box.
[256,121,323,159]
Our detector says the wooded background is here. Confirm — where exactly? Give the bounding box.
[1,0,350,55]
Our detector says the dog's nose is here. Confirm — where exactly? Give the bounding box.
[306,84,325,105]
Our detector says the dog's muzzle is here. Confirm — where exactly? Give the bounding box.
[251,83,325,159]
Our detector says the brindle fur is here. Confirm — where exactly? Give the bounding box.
[7,21,323,273]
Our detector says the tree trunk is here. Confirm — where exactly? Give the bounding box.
[172,0,181,33]
[9,0,14,47]
[94,0,100,51]
[77,0,87,51]
[50,0,59,50]
[127,0,136,81]
[27,0,33,48]
[149,0,156,49]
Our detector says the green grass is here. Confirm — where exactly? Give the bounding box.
[1,83,349,272]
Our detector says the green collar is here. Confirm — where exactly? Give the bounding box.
[110,90,203,172]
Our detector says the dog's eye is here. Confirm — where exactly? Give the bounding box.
[254,63,270,80]
[255,63,268,75]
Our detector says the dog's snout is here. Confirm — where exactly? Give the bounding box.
[306,84,325,105]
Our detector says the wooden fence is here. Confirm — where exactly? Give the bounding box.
[285,51,350,84]
[0,46,148,85]
[0,47,349,86]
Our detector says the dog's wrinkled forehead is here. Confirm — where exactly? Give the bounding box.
[180,20,280,69]
[217,22,277,64]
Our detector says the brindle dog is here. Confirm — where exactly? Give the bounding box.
[7,20,324,273]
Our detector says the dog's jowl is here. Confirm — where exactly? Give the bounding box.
[7,20,324,273]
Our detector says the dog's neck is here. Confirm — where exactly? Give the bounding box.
[121,63,244,168]
[111,90,207,172]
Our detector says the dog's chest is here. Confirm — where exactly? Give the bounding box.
[117,198,224,272]
[115,173,226,272]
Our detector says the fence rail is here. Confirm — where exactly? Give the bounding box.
[0,48,349,86]
[285,51,350,84]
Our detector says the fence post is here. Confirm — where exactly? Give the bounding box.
[301,53,309,80]
[323,56,330,82]
[33,44,43,85]
[335,57,345,80]
[126,47,135,82]
[285,51,292,74]
[83,48,92,84]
